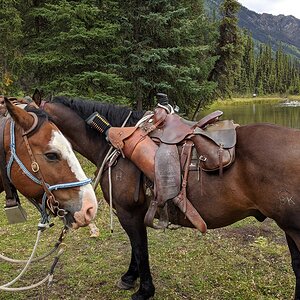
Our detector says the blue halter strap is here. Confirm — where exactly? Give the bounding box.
[6,119,92,227]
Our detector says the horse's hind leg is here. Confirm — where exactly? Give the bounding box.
[286,233,300,299]
[117,206,155,300]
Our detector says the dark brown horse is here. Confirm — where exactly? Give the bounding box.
[0,98,98,229]
[32,93,300,300]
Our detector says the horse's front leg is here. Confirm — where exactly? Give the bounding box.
[117,205,155,300]
[117,250,139,289]
[286,233,300,299]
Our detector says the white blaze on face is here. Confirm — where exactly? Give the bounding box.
[50,130,87,180]
[47,129,97,227]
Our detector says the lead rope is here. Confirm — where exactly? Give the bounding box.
[0,225,66,264]
[0,227,67,291]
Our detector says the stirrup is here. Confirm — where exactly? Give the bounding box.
[144,199,169,230]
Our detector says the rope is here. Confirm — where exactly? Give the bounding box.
[0,246,57,264]
[92,146,114,190]
[0,227,67,291]
[0,275,50,291]
[0,230,42,288]
[0,227,66,264]
[7,121,41,184]
[0,246,66,291]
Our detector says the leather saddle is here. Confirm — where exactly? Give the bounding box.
[105,108,237,233]
[148,110,236,172]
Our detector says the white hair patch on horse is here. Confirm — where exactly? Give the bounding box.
[50,130,87,181]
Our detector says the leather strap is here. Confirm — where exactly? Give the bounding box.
[23,130,57,213]
[192,110,223,129]
[172,140,207,233]
[22,112,39,136]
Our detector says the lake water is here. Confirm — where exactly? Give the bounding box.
[200,98,300,129]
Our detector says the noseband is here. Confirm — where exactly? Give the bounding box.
[6,113,92,228]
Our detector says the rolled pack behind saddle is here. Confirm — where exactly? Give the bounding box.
[86,94,237,234]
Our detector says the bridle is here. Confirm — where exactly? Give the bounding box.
[0,107,94,291]
[6,112,92,228]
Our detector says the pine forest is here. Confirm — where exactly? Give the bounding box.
[1,0,300,115]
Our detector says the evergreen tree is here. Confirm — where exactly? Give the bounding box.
[21,0,128,102]
[0,0,23,94]
[208,0,243,98]
[118,0,217,113]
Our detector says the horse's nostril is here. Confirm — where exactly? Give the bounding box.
[85,204,97,223]
[85,207,94,222]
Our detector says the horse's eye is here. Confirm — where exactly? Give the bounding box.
[45,152,60,161]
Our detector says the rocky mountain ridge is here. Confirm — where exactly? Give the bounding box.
[206,0,300,59]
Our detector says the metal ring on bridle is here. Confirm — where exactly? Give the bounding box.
[57,208,68,218]
[31,161,39,172]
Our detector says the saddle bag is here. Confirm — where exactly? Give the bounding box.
[192,120,236,171]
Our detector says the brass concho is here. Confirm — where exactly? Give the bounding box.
[31,161,40,173]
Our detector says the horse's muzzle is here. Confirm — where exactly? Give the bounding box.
[72,189,98,229]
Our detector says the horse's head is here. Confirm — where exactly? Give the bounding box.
[4,98,98,229]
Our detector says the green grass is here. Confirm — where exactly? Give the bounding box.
[0,157,294,300]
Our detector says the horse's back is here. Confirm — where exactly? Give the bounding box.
[236,123,300,153]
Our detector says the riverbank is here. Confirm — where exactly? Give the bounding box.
[208,95,300,109]
[200,94,300,128]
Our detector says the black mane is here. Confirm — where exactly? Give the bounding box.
[25,105,49,120]
[51,96,145,127]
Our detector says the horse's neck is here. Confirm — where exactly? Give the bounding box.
[50,104,111,166]
[59,124,108,167]
[75,136,109,167]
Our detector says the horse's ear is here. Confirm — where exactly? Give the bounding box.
[5,97,35,131]
[32,89,42,107]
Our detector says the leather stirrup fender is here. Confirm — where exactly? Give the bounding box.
[172,194,207,233]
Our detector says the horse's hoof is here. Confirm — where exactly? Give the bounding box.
[116,279,136,290]
[131,289,155,300]
[89,223,100,238]
[131,295,153,300]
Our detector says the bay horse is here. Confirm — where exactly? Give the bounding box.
[0,97,98,230]
[32,92,300,300]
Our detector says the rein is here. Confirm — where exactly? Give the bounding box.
[0,227,68,291]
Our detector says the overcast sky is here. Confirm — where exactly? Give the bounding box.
[238,0,300,19]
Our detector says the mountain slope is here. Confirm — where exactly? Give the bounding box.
[206,0,300,59]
